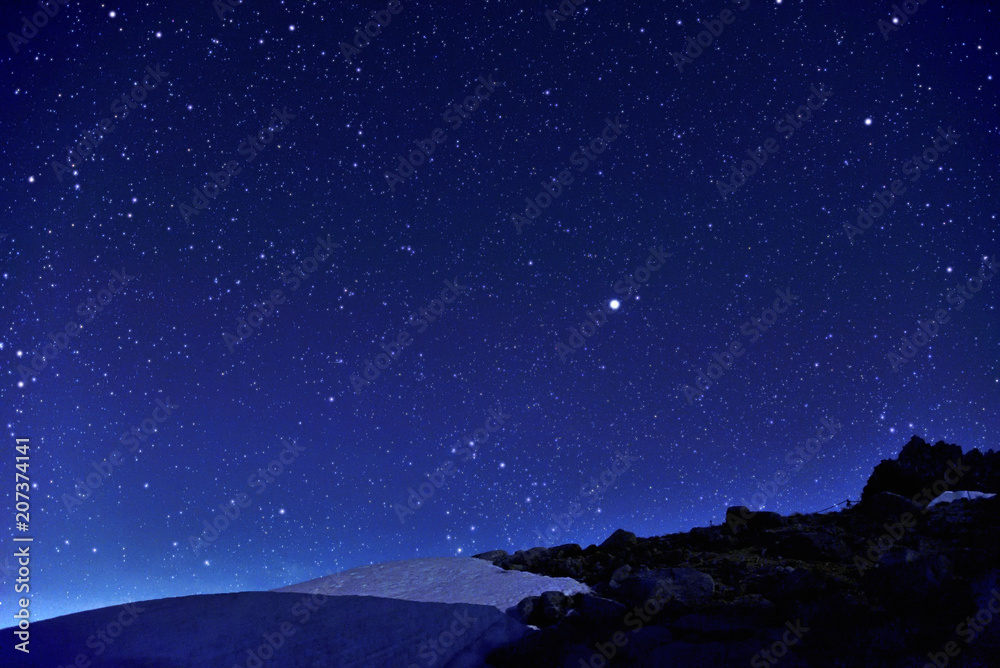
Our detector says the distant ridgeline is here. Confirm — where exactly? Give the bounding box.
[861,435,1000,502]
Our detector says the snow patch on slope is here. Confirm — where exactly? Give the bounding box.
[274,556,589,612]
[927,490,997,507]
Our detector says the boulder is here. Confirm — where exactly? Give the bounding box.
[539,591,572,623]
[507,546,551,570]
[552,556,585,580]
[600,529,638,551]
[862,491,924,519]
[573,593,627,629]
[725,506,785,532]
[515,595,538,624]
[863,549,953,605]
[515,591,572,627]
[472,550,508,565]
[750,511,785,530]
[725,506,753,532]
[609,564,633,586]
[613,567,715,610]
[550,543,584,558]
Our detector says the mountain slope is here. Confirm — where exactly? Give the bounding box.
[1,591,528,667]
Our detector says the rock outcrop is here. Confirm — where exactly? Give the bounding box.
[480,437,1000,667]
[861,435,999,502]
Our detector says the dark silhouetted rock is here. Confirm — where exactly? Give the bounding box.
[614,567,715,610]
[863,549,953,606]
[539,591,572,624]
[861,436,997,502]
[515,591,572,627]
[725,506,752,532]
[862,491,924,519]
[506,546,550,570]
[550,543,583,558]
[573,593,627,629]
[600,528,637,551]
[749,511,785,530]
[483,436,1000,667]
[610,564,632,585]
[472,549,508,564]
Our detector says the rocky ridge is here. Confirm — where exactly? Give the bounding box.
[476,436,1000,667]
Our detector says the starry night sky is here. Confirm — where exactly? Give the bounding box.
[1,0,998,622]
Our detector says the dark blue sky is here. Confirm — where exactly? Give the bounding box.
[1,0,997,621]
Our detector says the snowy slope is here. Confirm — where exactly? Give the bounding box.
[927,490,996,506]
[0,591,529,667]
[273,556,589,612]
[0,557,587,666]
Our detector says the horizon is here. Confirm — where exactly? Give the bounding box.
[6,433,996,623]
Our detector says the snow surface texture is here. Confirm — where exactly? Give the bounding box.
[0,591,529,667]
[927,490,997,507]
[274,556,590,612]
